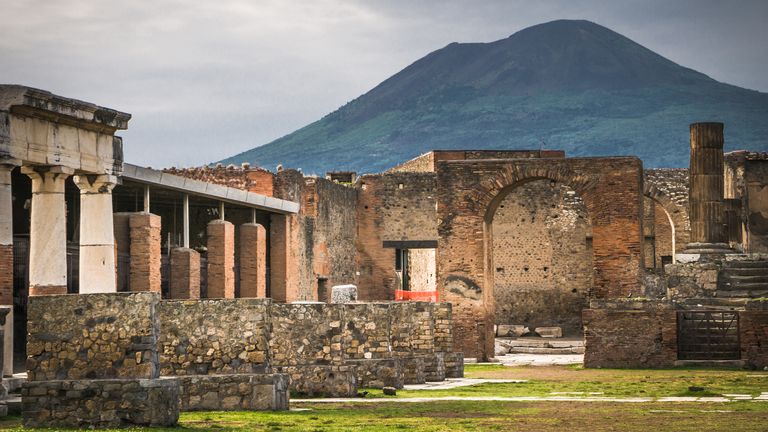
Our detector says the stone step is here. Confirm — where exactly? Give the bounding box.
[722,267,768,276]
[674,359,746,368]
[721,274,768,283]
[719,282,768,291]
[716,289,768,298]
[3,396,20,415]
[507,346,585,354]
[497,338,584,348]
[723,261,768,269]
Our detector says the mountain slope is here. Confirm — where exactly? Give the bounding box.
[221,19,768,174]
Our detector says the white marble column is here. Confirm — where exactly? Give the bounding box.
[21,166,74,296]
[74,174,118,293]
[0,160,18,376]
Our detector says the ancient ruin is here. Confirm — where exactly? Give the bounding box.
[1,85,767,426]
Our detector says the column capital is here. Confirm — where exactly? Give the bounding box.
[21,165,74,194]
[0,158,20,185]
[73,174,118,194]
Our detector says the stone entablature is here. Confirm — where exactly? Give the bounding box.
[0,85,129,176]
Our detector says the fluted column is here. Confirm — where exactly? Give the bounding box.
[74,174,118,293]
[21,166,74,295]
[686,122,731,254]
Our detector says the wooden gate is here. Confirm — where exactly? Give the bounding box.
[677,311,740,360]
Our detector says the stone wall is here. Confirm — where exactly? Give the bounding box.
[356,173,438,299]
[491,180,592,335]
[26,293,160,381]
[665,262,719,300]
[23,292,180,428]
[158,299,461,394]
[157,299,270,375]
[583,301,677,368]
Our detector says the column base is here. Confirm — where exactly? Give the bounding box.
[680,243,735,261]
[29,285,67,296]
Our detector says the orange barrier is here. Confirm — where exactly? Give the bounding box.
[394,290,439,302]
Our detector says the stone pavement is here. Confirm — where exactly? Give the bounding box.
[294,392,768,404]
[495,353,584,366]
[403,378,526,390]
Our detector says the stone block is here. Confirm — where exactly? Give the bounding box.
[22,377,179,428]
[331,284,358,303]
[535,327,562,338]
[177,373,288,411]
[274,365,357,397]
[496,324,530,337]
[444,352,464,378]
[347,358,404,389]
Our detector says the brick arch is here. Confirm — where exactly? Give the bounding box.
[436,157,644,360]
[643,183,691,256]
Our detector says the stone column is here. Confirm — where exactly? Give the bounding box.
[239,223,267,298]
[686,122,730,253]
[207,220,235,298]
[170,247,200,299]
[21,166,74,296]
[128,213,162,293]
[74,175,118,293]
[0,160,18,376]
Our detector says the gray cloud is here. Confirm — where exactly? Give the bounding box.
[1,0,766,167]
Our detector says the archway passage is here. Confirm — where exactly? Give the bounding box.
[437,157,644,359]
[491,180,592,336]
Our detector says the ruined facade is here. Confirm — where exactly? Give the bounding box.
[2,85,768,426]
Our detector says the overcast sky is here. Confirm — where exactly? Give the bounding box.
[1,0,767,168]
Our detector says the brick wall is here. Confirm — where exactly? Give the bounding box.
[644,169,691,253]
[582,301,677,368]
[740,310,768,369]
[206,220,235,298]
[356,172,438,299]
[163,165,274,197]
[129,213,161,293]
[272,170,358,301]
[0,245,11,305]
[491,179,591,335]
[437,157,644,359]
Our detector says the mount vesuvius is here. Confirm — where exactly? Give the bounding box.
[220,19,768,174]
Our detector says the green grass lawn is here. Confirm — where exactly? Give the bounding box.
[3,365,767,431]
[356,364,768,399]
[3,401,768,431]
